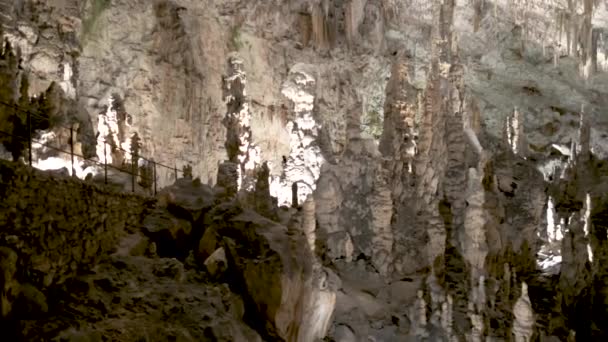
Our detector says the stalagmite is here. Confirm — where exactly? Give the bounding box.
[468,302,484,342]
[441,294,454,340]
[413,290,429,339]
[477,275,486,310]
[463,167,488,276]
[579,105,591,160]
[277,64,324,207]
[301,195,317,255]
[504,263,512,300]
[370,166,394,276]
[216,162,239,197]
[253,162,274,219]
[512,282,535,342]
[222,55,259,191]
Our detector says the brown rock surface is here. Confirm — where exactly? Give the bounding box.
[206,203,336,341]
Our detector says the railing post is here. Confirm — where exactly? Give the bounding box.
[27,110,32,166]
[103,140,108,185]
[153,160,157,196]
[131,157,136,193]
[69,126,75,176]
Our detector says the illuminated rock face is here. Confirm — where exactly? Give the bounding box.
[222,55,259,191]
[273,65,325,207]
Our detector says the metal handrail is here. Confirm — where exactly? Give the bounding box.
[0,100,191,195]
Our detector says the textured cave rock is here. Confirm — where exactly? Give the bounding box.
[204,202,336,342]
[2,0,608,341]
[25,255,262,342]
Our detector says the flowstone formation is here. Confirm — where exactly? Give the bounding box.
[1,0,608,341]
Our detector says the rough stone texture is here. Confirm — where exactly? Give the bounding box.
[17,255,262,342]
[216,161,239,198]
[205,203,336,342]
[156,177,216,222]
[145,177,216,260]
[222,54,259,192]
[0,161,333,341]
[3,0,608,341]
[0,159,150,290]
[3,0,608,179]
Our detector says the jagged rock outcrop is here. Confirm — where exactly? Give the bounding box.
[205,202,336,342]
[21,254,263,342]
[143,177,216,259]
[157,177,216,222]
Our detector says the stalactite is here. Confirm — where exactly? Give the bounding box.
[473,0,483,32]
[579,0,594,79]
[345,0,366,47]
[566,12,572,57]
[311,4,330,51]
[591,28,599,73]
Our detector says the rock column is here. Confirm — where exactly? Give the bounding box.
[222,55,259,192]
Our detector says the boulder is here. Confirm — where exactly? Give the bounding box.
[113,233,150,257]
[152,258,186,282]
[157,178,216,223]
[196,225,221,265]
[92,170,137,193]
[54,329,103,342]
[334,324,357,342]
[0,247,19,318]
[48,167,71,178]
[142,209,193,259]
[13,283,48,318]
[204,247,228,278]
[206,204,336,341]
